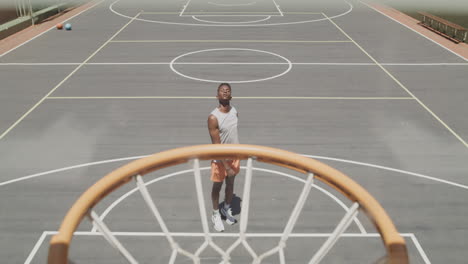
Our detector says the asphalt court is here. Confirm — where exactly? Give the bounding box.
[0,65,76,133]
[29,234,426,263]
[384,65,468,141]
[50,64,409,97]
[114,15,349,41]
[331,7,466,63]
[181,0,282,14]
[0,2,129,63]
[2,99,466,181]
[17,161,431,264]
[1,0,468,263]
[90,42,369,63]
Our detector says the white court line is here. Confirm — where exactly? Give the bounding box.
[359,1,467,62]
[109,39,353,42]
[191,15,272,24]
[139,12,184,14]
[271,0,283,16]
[110,0,353,27]
[141,12,321,15]
[179,0,193,16]
[188,14,282,16]
[0,63,81,66]
[141,11,322,16]
[182,12,281,15]
[91,166,367,234]
[207,1,257,7]
[1,62,467,66]
[2,154,468,190]
[182,11,271,13]
[45,96,414,100]
[46,231,415,238]
[0,155,148,187]
[323,13,468,149]
[380,63,468,66]
[0,12,141,141]
[409,233,431,264]
[302,154,468,191]
[168,47,293,83]
[24,231,49,264]
[27,232,428,263]
[0,0,106,58]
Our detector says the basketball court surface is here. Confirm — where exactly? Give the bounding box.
[0,0,467,263]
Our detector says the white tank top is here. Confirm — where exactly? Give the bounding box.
[210,106,239,144]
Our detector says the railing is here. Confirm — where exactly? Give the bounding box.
[2,0,85,26]
[418,11,467,43]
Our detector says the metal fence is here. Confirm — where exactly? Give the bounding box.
[3,0,85,25]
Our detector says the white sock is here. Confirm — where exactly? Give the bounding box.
[213,209,220,214]
[224,203,230,210]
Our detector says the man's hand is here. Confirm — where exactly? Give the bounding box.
[222,161,236,177]
[226,167,236,177]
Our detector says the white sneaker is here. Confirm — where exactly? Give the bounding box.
[212,212,224,232]
[221,207,237,225]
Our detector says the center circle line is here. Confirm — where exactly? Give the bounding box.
[169,48,293,83]
[191,15,271,24]
[207,1,257,7]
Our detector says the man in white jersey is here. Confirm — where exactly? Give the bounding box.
[207,83,240,232]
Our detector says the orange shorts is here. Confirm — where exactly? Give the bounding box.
[210,160,240,182]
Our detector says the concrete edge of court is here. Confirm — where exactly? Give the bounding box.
[362,1,468,61]
[0,0,104,57]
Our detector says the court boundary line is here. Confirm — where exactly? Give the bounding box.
[322,12,468,148]
[409,233,432,264]
[24,231,49,264]
[142,12,322,15]
[0,0,106,58]
[359,1,467,62]
[179,0,193,16]
[0,12,141,141]
[109,40,352,43]
[184,12,282,16]
[271,0,283,16]
[191,14,280,17]
[26,231,429,264]
[207,1,257,7]
[1,62,467,66]
[45,96,415,100]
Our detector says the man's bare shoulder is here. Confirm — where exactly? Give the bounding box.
[208,114,218,128]
[208,114,218,121]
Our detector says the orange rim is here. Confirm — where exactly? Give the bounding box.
[48,144,408,264]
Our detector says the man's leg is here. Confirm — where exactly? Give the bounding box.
[211,182,223,210]
[222,175,237,225]
[224,159,240,207]
[211,161,225,232]
[224,175,235,206]
[221,160,240,225]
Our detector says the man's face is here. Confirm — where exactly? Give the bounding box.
[217,85,232,101]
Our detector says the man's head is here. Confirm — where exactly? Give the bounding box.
[217,83,232,103]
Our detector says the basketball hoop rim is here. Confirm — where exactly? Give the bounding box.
[48,144,408,264]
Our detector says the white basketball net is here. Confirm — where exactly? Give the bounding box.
[87,157,361,264]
